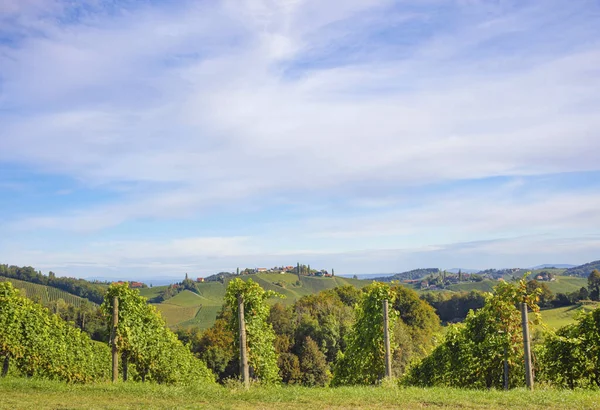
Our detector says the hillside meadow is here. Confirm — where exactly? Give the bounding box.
[1,378,599,410]
[540,302,600,330]
[140,273,367,329]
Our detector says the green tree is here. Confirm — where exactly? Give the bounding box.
[578,287,590,301]
[278,352,302,384]
[196,319,235,380]
[224,278,281,384]
[330,285,362,307]
[292,291,354,363]
[527,280,554,307]
[588,269,600,301]
[299,336,331,386]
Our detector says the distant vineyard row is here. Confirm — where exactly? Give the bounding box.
[0,276,94,308]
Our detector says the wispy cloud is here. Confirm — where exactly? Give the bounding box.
[1,0,599,275]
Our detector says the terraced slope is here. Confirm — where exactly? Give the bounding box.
[0,276,96,307]
[148,273,368,329]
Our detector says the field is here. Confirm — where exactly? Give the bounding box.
[138,285,167,300]
[447,280,496,292]
[1,378,599,410]
[0,276,96,307]
[540,302,600,330]
[446,275,587,294]
[545,276,588,294]
[143,273,368,329]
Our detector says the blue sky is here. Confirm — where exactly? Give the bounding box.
[1,0,600,280]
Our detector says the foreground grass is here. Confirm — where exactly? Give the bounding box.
[1,378,599,410]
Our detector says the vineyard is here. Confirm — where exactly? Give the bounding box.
[0,281,214,385]
[2,273,600,410]
[0,276,95,308]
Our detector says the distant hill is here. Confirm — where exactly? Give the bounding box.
[531,264,576,270]
[446,268,480,274]
[340,273,395,280]
[373,268,440,283]
[564,260,600,277]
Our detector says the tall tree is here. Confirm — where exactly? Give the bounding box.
[299,336,331,386]
[588,269,600,301]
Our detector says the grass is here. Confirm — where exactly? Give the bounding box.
[166,290,204,306]
[0,276,95,307]
[1,377,599,410]
[447,281,496,292]
[540,302,600,330]
[441,275,587,296]
[138,285,167,300]
[545,276,588,294]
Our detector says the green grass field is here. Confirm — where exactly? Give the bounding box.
[447,280,496,292]
[545,276,588,294]
[138,285,167,300]
[0,276,96,307]
[1,378,599,410]
[540,302,600,330]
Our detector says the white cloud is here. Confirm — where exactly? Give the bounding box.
[0,1,599,275]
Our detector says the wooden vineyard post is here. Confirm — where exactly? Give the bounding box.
[111,297,119,383]
[238,294,249,389]
[383,299,392,379]
[521,302,534,390]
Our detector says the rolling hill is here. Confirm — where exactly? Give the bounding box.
[531,264,575,269]
[0,276,97,307]
[563,260,600,277]
[540,302,600,330]
[444,274,586,294]
[144,272,367,329]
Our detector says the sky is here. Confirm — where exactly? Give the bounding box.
[1,0,599,280]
